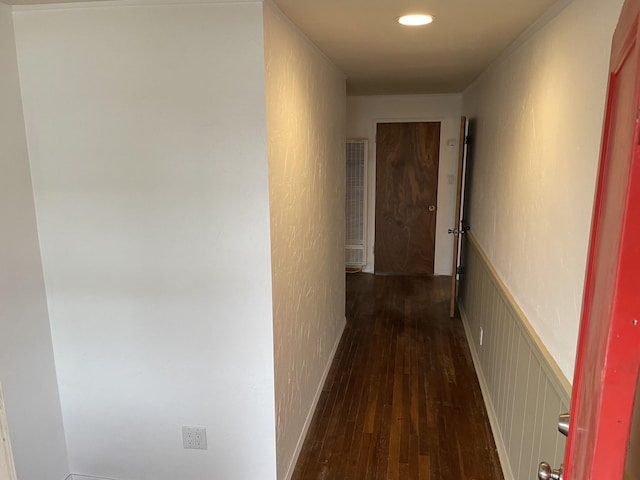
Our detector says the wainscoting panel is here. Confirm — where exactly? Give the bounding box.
[459,233,571,480]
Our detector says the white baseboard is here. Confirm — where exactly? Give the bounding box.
[459,305,514,480]
[283,316,347,480]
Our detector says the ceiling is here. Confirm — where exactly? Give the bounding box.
[6,0,561,95]
[272,0,559,95]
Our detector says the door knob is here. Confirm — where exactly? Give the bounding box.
[538,462,563,480]
[428,205,437,212]
[558,412,569,436]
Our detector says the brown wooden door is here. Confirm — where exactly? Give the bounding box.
[553,0,640,478]
[449,117,468,317]
[375,122,440,274]
[457,119,476,308]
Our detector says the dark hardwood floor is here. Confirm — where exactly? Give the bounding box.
[292,273,504,480]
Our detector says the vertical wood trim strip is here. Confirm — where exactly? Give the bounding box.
[459,233,571,480]
[0,384,17,480]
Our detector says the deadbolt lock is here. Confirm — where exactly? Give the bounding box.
[428,205,437,212]
[558,413,569,437]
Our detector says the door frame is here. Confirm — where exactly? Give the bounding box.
[365,116,451,274]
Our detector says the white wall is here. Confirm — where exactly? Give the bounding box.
[346,95,463,275]
[263,4,347,478]
[0,3,69,479]
[461,0,625,380]
[14,3,277,479]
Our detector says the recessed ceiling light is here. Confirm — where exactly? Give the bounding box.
[396,14,434,26]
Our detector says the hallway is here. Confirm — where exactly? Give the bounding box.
[292,274,504,479]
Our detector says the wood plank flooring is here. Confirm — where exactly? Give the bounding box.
[292,273,504,480]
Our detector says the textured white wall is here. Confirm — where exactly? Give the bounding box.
[14,4,277,479]
[461,0,624,380]
[346,94,463,275]
[0,4,69,479]
[264,4,347,479]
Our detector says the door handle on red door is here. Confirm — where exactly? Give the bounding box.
[537,413,569,480]
[538,462,563,480]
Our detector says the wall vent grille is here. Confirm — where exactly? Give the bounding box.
[345,139,367,268]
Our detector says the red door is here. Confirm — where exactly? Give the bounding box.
[562,0,640,478]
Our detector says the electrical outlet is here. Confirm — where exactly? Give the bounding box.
[480,327,484,346]
[182,426,207,450]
